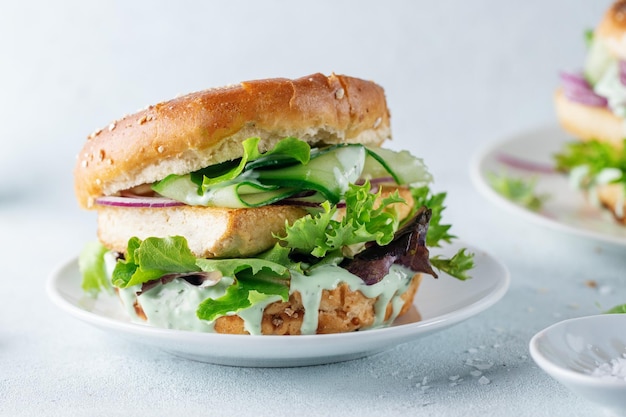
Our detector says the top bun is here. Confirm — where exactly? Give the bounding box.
[74,73,391,209]
[596,0,626,58]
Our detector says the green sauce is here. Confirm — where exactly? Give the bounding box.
[118,265,415,335]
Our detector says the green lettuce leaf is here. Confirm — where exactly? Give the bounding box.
[487,171,547,211]
[199,137,263,190]
[196,268,290,321]
[112,236,200,288]
[409,186,474,280]
[196,281,251,321]
[584,28,594,49]
[195,257,289,278]
[78,241,112,296]
[430,248,474,281]
[605,304,626,314]
[200,136,311,191]
[554,139,626,186]
[279,182,405,259]
[410,186,454,247]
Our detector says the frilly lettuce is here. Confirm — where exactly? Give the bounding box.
[279,182,405,259]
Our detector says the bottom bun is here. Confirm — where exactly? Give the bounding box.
[214,274,423,335]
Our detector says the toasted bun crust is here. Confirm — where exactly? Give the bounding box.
[594,1,626,59]
[554,89,625,148]
[597,1,626,43]
[133,273,422,335]
[75,73,391,209]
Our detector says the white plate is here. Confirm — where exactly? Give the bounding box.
[471,125,626,246]
[47,241,509,367]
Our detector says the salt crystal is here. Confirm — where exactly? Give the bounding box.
[467,348,478,354]
[591,354,626,380]
[466,358,494,370]
[493,343,501,348]
[449,375,460,381]
[470,370,483,377]
[478,376,491,385]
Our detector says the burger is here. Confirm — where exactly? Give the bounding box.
[555,0,626,223]
[76,73,473,335]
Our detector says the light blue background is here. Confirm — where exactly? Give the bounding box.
[2,1,624,416]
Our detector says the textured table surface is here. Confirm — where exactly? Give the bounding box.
[1,1,624,416]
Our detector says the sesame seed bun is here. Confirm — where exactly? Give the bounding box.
[597,0,626,59]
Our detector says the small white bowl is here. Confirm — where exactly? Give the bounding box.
[529,315,626,417]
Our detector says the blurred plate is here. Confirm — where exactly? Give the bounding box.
[47,241,509,367]
[471,125,626,246]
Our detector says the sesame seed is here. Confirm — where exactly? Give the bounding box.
[108,122,116,131]
[106,158,113,165]
[81,160,88,168]
[373,117,382,128]
[98,149,105,161]
[95,178,101,185]
[139,115,147,125]
[88,128,103,139]
[335,88,345,99]
[157,146,164,153]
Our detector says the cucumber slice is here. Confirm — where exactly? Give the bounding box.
[255,144,366,203]
[205,182,297,208]
[152,174,199,202]
[585,37,614,86]
[364,147,432,186]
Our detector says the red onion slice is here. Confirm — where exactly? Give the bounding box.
[496,153,556,174]
[95,196,185,208]
[560,71,608,107]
